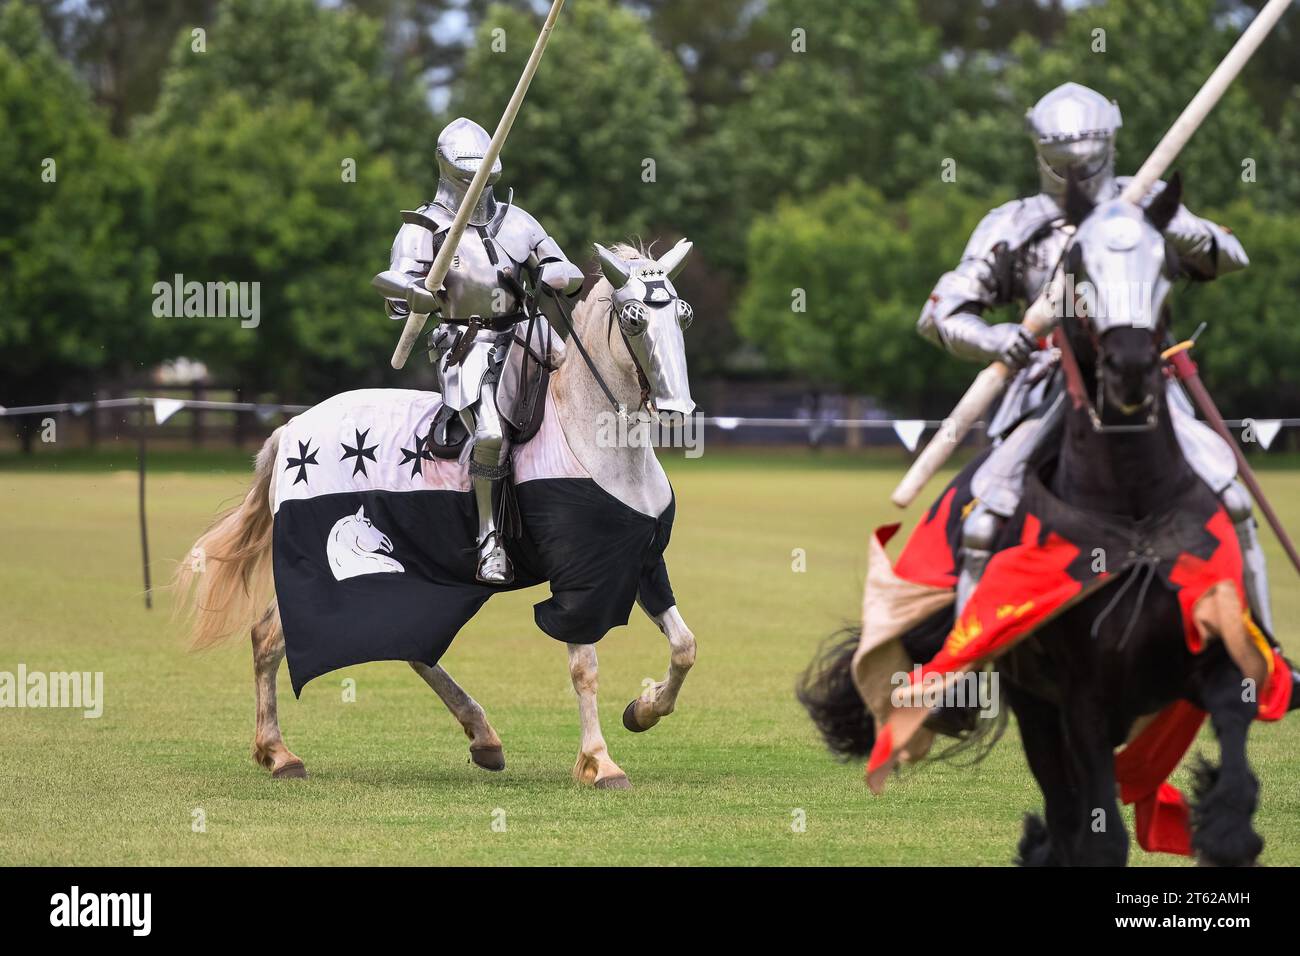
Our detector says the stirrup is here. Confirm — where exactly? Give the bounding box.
[476,532,514,585]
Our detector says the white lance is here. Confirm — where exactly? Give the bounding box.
[390,0,568,370]
[890,0,1294,508]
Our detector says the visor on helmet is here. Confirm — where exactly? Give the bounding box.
[437,149,502,184]
[1037,136,1111,182]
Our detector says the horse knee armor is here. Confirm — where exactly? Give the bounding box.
[962,505,1002,554]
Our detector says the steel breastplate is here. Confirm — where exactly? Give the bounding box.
[1015,225,1072,304]
[439,225,528,320]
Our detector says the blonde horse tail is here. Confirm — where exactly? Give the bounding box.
[173,427,281,651]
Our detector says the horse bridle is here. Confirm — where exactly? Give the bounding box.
[1053,241,1162,434]
[546,284,651,417]
[1054,323,1161,434]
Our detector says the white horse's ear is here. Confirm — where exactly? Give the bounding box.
[594,243,631,287]
[355,506,365,520]
[657,238,693,280]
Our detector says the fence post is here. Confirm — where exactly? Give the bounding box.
[845,395,864,449]
[137,397,153,610]
[88,386,100,448]
[191,381,203,447]
[234,386,246,449]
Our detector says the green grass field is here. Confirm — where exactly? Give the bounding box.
[3,448,1299,866]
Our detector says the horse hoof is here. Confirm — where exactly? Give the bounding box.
[470,745,506,772]
[595,774,631,791]
[622,699,660,733]
[272,761,308,779]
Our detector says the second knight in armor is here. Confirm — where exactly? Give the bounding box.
[917,82,1272,632]
[373,117,583,585]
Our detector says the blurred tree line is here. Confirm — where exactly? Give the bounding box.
[3,0,1298,446]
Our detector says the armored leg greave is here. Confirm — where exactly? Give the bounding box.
[919,501,1003,741]
[957,502,1003,616]
[958,399,1064,615]
[461,386,513,585]
[1222,480,1273,635]
[1221,481,1296,707]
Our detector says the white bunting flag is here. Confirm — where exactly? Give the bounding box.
[893,420,926,453]
[152,398,186,425]
[1253,419,1282,451]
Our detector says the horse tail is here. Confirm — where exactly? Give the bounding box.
[173,427,281,650]
[797,628,876,759]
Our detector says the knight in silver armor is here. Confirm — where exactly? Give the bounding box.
[373,117,583,585]
[916,82,1270,631]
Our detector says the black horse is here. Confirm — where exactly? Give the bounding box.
[802,175,1284,866]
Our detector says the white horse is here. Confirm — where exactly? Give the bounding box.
[326,506,404,581]
[175,241,698,789]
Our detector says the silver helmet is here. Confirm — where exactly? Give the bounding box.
[434,117,502,224]
[1025,82,1122,204]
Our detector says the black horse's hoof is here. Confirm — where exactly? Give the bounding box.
[924,704,979,739]
[272,761,308,779]
[1015,813,1056,866]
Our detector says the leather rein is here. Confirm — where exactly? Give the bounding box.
[547,285,651,416]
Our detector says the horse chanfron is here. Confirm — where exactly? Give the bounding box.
[595,239,696,419]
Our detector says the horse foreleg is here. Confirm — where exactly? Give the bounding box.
[1191,659,1263,866]
[623,603,696,733]
[1062,688,1128,866]
[1006,683,1079,866]
[408,661,505,771]
[251,602,306,778]
[567,643,630,789]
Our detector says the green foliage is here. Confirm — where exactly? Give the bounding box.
[736,181,990,413]
[452,0,692,260]
[0,1,156,406]
[1268,88,1300,212]
[636,0,784,112]
[1174,197,1300,418]
[27,0,223,135]
[139,92,409,395]
[924,51,1038,201]
[698,0,945,273]
[143,0,434,181]
[118,0,432,397]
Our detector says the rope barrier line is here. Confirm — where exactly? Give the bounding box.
[0,398,311,416]
[1,396,1297,432]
